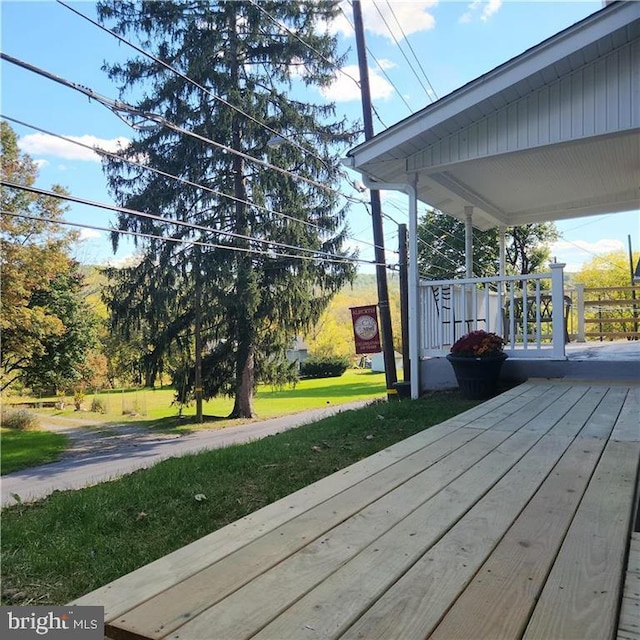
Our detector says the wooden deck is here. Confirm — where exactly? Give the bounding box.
[72,380,640,640]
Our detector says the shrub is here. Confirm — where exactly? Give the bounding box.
[1,408,40,431]
[73,391,85,411]
[90,397,107,414]
[300,356,350,379]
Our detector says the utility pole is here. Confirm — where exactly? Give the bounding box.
[352,0,398,400]
[398,224,410,382]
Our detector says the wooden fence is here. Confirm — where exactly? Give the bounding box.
[571,284,640,341]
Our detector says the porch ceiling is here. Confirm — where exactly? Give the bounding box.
[346,1,640,231]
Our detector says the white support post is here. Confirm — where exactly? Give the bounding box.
[497,226,506,335]
[464,206,473,278]
[550,262,567,359]
[498,226,506,278]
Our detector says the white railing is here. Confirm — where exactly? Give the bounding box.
[418,263,567,359]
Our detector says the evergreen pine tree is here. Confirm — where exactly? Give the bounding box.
[98,0,357,417]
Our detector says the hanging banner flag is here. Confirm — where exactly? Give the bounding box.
[350,305,381,354]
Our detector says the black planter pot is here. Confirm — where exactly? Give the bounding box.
[446,353,508,400]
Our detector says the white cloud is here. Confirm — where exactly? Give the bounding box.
[79,228,103,241]
[34,158,49,169]
[376,58,396,72]
[321,64,394,102]
[101,253,141,268]
[330,1,437,40]
[460,0,502,24]
[18,133,130,163]
[550,238,625,272]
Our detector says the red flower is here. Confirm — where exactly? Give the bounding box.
[450,330,505,358]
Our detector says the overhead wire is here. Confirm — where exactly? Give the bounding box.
[2,114,387,256]
[370,0,432,101]
[1,210,402,271]
[55,0,339,169]
[384,0,438,101]
[339,5,413,117]
[0,52,371,208]
[383,197,485,276]
[3,6,408,264]
[1,180,378,266]
[556,232,630,274]
[248,0,388,131]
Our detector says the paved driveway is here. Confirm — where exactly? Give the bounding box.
[2,400,374,507]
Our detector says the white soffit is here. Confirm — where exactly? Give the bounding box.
[346,1,640,230]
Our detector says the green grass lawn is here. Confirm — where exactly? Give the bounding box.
[8,370,387,428]
[1,428,68,475]
[0,390,480,606]
[2,370,386,470]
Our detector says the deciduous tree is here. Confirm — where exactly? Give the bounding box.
[1,121,98,393]
[417,209,559,278]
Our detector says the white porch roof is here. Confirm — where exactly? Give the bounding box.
[345,1,640,231]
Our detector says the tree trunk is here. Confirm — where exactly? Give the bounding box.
[228,6,256,419]
[231,345,255,418]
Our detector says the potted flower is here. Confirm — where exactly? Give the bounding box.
[446,330,507,399]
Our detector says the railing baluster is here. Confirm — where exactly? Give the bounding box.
[417,269,567,357]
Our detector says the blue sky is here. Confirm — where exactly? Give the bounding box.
[1,0,638,273]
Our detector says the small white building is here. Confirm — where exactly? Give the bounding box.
[370,351,403,373]
[286,337,309,368]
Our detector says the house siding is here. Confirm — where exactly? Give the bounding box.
[407,39,639,173]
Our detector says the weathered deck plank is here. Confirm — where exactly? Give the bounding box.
[618,533,640,640]
[611,386,640,442]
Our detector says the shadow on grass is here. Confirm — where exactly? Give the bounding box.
[109,413,233,434]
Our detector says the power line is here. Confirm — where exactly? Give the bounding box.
[2,210,399,272]
[556,232,629,274]
[249,0,389,130]
[384,0,438,101]
[248,0,359,89]
[33,126,374,258]
[55,0,337,169]
[1,180,376,266]
[339,5,414,117]
[3,114,386,256]
[0,53,366,206]
[370,0,432,101]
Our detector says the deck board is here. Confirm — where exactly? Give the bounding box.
[167,430,552,640]
[76,383,548,622]
[619,533,640,640]
[522,439,640,640]
[110,429,511,639]
[428,386,626,639]
[73,380,638,640]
